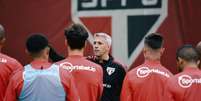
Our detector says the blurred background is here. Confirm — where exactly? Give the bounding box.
[0,0,200,74]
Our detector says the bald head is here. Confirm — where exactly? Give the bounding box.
[176,44,200,63]
[0,24,5,40]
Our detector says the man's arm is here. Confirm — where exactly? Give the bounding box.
[60,68,80,101]
[4,74,21,101]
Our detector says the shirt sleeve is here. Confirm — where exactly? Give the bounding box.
[10,59,23,70]
[4,71,23,101]
[120,74,132,101]
[60,69,80,101]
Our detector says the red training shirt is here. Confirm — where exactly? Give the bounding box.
[121,60,173,101]
[4,60,79,101]
[56,55,103,101]
[164,67,201,101]
[0,53,23,101]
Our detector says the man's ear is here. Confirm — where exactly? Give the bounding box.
[0,37,6,45]
[160,48,165,55]
[177,57,185,72]
[143,47,147,56]
[65,39,68,46]
[41,47,50,56]
[197,60,200,66]
[177,57,183,63]
[25,49,30,56]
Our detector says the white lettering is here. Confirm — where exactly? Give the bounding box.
[0,58,7,63]
[82,0,127,8]
[137,67,170,78]
[178,75,201,88]
[81,0,98,8]
[60,62,96,72]
[103,83,112,88]
[142,0,158,6]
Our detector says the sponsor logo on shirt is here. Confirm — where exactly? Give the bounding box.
[59,62,96,72]
[178,75,201,88]
[106,67,115,75]
[136,67,170,78]
[103,83,112,88]
[0,58,7,63]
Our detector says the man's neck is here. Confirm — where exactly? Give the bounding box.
[68,48,84,57]
[145,56,160,62]
[32,57,48,62]
[97,54,109,63]
[184,63,198,69]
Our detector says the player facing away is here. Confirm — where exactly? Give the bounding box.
[196,41,201,68]
[4,34,79,101]
[163,45,201,101]
[121,33,173,101]
[56,24,103,101]
[0,24,23,101]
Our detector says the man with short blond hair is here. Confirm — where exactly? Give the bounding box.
[88,32,126,101]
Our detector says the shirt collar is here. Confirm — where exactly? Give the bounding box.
[144,60,161,66]
[68,55,84,59]
[30,59,51,69]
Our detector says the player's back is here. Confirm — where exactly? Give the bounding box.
[0,53,22,101]
[165,67,201,101]
[57,55,103,101]
[122,61,173,101]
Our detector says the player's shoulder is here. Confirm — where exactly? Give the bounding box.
[0,53,20,64]
[159,65,173,76]
[59,66,73,78]
[126,65,143,78]
[55,59,67,65]
[10,68,24,82]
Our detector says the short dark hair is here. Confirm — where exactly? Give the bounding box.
[26,34,49,53]
[176,44,200,63]
[64,24,88,50]
[0,24,5,40]
[144,33,164,49]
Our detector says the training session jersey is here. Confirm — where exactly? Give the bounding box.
[164,67,201,101]
[87,55,126,101]
[57,55,103,101]
[121,60,173,101]
[0,53,23,101]
[4,60,79,101]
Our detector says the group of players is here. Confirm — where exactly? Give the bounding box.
[0,23,200,101]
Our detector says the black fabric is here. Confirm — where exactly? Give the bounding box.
[26,34,49,53]
[87,55,126,101]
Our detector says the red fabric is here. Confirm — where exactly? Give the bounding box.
[121,60,173,101]
[0,53,23,101]
[4,60,79,101]
[56,55,103,101]
[164,67,201,101]
[0,0,200,74]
